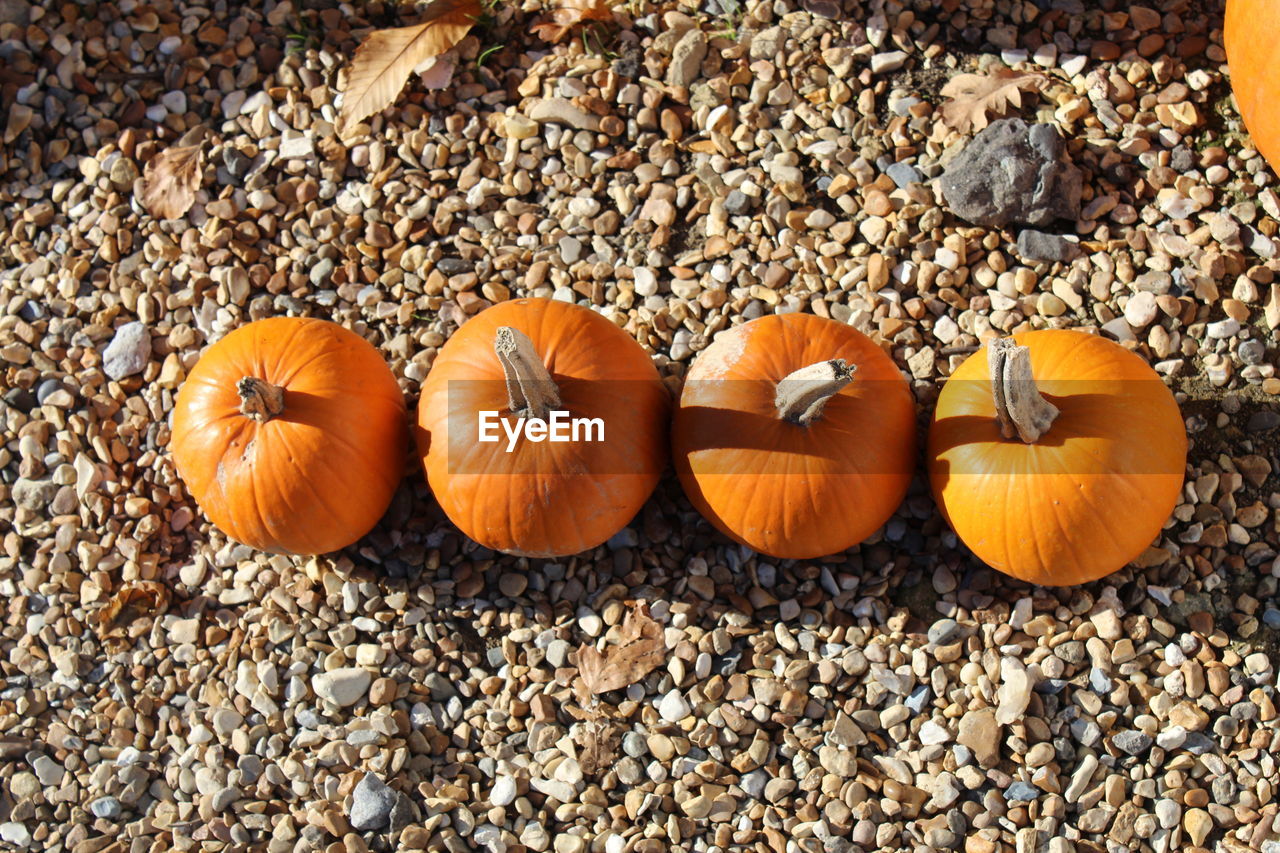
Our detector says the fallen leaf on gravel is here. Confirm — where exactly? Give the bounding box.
[97,581,171,633]
[575,604,666,695]
[338,0,481,136]
[140,145,203,220]
[939,69,1048,133]
[574,719,622,775]
[532,0,615,44]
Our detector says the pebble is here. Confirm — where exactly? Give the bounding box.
[312,668,371,707]
[491,775,518,807]
[1124,291,1159,328]
[1112,730,1153,756]
[89,797,122,820]
[1016,230,1079,263]
[958,709,1001,768]
[870,51,908,74]
[349,773,397,831]
[658,690,690,722]
[101,322,151,380]
[0,824,31,848]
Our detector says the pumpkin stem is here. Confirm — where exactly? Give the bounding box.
[494,326,561,421]
[775,359,856,426]
[237,377,285,422]
[988,338,1059,443]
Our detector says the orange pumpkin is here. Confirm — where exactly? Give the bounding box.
[1226,0,1280,172]
[672,313,917,559]
[172,317,407,554]
[417,298,668,557]
[928,331,1186,586]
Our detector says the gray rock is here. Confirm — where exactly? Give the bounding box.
[0,0,30,25]
[1017,230,1080,263]
[928,618,960,645]
[491,775,518,807]
[424,672,457,702]
[31,755,64,786]
[0,823,31,848]
[348,773,396,831]
[1101,317,1135,343]
[940,119,1083,228]
[1239,339,1267,365]
[885,162,922,188]
[1005,781,1039,802]
[387,791,417,833]
[723,190,753,216]
[89,797,122,820]
[1112,730,1153,756]
[668,29,708,88]
[35,379,63,405]
[1249,410,1280,432]
[309,258,335,287]
[102,322,151,380]
[12,478,56,510]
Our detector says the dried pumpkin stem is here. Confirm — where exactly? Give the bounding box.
[988,338,1059,443]
[237,377,285,423]
[775,359,856,426]
[494,326,561,421]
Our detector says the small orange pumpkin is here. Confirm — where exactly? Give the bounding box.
[672,313,917,559]
[1226,0,1280,172]
[417,298,668,557]
[172,317,407,554]
[927,331,1186,585]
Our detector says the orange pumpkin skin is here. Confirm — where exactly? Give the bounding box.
[172,318,407,554]
[672,313,917,560]
[417,298,668,557]
[928,331,1187,586]
[1226,0,1280,172]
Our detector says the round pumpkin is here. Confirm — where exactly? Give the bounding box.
[672,313,917,560]
[927,331,1187,586]
[417,298,668,557]
[172,317,407,554]
[1226,0,1280,172]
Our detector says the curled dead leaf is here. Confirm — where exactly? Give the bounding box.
[97,581,171,635]
[338,0,481,137]
[575,603,666,697]
[532,0,615,44]
[939,69,1049,134]
[140,145,203,220]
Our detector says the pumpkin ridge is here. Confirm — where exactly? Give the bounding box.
[267,316,316,385]
[1039,474,1087,583]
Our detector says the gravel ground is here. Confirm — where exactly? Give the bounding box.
[3,0,1280,851]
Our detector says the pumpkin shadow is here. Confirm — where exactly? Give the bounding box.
[672,404,913,475]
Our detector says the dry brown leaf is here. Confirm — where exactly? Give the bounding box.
[140,145,203,220]
[939,69,1049,133]
[338,0,482,136]
[97,581,171,634]
[532,0,614,44]
[574,719,622,776]
[575,603,666,696]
